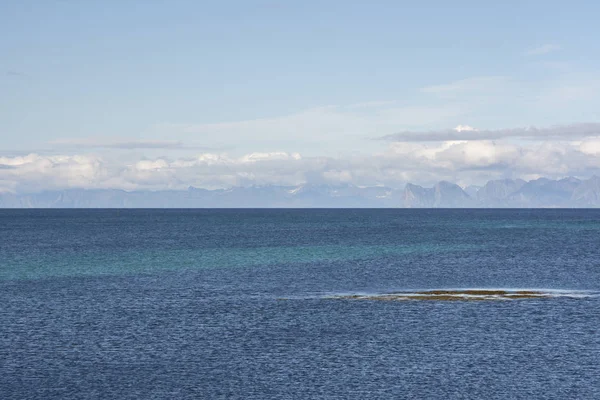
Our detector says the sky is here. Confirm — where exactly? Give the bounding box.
[2,0,600,193]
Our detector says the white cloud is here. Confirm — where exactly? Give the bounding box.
[157,102,468,156]
[436,141,521,169]
[454,125,478,132]
[3,133,600,194]
[130,68,600,160]
[134,159,170,170]
[4,68,600,193]
[239,152,302,163]
[0,154,109,192]
[579,137,600,155]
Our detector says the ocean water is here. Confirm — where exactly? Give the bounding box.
[1,209,599,399]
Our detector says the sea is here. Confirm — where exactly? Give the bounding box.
[1,209,599,399]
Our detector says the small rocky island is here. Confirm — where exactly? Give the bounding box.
[328,289,557,301]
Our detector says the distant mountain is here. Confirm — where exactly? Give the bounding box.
[2,177,600,208]
[464,185,482,198]
[571,176,600,206]
[0,184,401,208]
[401,176,600,208]
[506,177,581,207]
[402,183,435,208]
[433,181,475,208]
[477,179,526,207]
[402,181,474,208]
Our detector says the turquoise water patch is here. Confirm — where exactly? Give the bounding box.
[0,243,479,281]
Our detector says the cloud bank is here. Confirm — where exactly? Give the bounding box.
[3,125,600,193]
[4,74,600,193]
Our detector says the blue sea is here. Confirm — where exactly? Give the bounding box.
[1,209,599,399]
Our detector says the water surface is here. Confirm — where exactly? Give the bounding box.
[1,209,599,399]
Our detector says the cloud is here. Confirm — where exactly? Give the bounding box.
[50,138,215,150]
[526,44,561,56]
[239,152,302,162]
[158,102,467,156]
[379,123,600,142]
[0,152,314,193]
[140,68,600,158]
[3,135,600,194]
[0,154,109,192]
[579,137,600,155]
[4,70,600,193]
[453,125,477,132]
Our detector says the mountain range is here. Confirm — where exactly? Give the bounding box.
[1,176,600,208]
[403,176,600,208]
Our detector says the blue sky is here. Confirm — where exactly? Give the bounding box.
[2,1,600,192]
